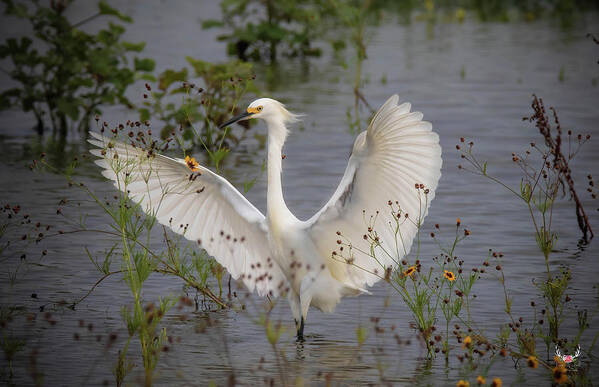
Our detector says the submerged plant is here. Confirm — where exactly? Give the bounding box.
[31,121,235,385]
[447,95,598,384]
[457,95,593,348]
[202,0,325,62]
[139,58,258,167]
[329,0,378,134]
[0,0,155,135]
[1,335,25,380]
[333,186,480,359]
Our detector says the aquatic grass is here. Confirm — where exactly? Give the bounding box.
[140,59,259,165]
[1,335,25,380]
[78,136,174,386]
[456,95,594,351]
[332,189,482,360]
[0,202,61,385]
[448,96,597,382]
[34,124,227,306]
[0,201,54,288]
[328,93,598,384]
[30,121,236,385]
[15,71,268,384]
[329,0,378,135]
[192,287,414,386]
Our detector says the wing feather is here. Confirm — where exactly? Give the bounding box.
[88,132,286,297]
[306,95,442,289]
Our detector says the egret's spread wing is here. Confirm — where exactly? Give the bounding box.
[88,132,286,297]
[306,95,442,289]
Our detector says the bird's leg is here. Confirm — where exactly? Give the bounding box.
[296,317,305,342]
[296,317,305,341]
[297,275,315,342]
[288,290,302,338]
[227,275,232,299]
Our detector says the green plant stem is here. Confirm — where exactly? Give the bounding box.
[43,228,228,308]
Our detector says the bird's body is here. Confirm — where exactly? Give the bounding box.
[89,95,442,339]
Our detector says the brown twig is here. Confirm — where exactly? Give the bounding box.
[354,88,375,114]
[525,95,593,241]
[72,270,125,306]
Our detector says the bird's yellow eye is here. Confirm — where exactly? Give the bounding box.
[247,105,263,114]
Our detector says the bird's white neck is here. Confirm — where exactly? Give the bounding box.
[265,118,295,225]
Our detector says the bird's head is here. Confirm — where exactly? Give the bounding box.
[219,98,299,130]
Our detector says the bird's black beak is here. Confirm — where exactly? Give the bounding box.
[219,111,253,129]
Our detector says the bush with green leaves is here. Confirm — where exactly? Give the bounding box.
[140,57,258,168]
[203,0,326,62]
[0,0,155,134]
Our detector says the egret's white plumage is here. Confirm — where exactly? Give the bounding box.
[89,95,442,338]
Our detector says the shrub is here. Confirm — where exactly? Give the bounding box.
[0,0,155,135]
[140,57,258,167]
[202,0,325,62]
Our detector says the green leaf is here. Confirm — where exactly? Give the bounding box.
[160,124,175,139]
[210,148,229,169]
[0,88,21,109]
[158,68,188,91]
[73,77,94,88]
[186,56,208,74]
[0,44,8,59]
[56,98,81,121]
[139,108,150,122]
[356,325,367,345]
[243,177,257,193]
[121,41,146,52]
[331,39,346,52]
[169,86,188,95]
[138,73,157,82]
[265,319,284,345]
[201,20,224,29]
[20,36,32,51]
[98,1,133,22]
[109,22,126,36]
[134,57,155,72]
[3,1,28,18]
[182,127,194,141]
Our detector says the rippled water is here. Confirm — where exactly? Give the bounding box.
[1,1,599,385]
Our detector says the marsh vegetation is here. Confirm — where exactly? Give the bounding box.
[1,0,598,385]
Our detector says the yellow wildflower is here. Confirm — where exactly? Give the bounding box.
[462,335,472,349]
[404,266,416,277]
[185,155,200,172]
[527,355,538,369]
[444,270,456,281]
[552,364,568,384]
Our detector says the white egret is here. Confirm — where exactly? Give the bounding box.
[89,95,442,340]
